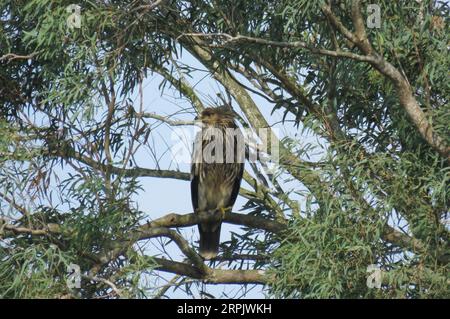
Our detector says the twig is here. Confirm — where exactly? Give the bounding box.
[135,227,209,274]
[82,274,123,297]
[153,274,182,299]
[138,112,195,126]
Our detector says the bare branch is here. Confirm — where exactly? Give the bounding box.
[0,51,40,63]
[144,211,285,234]
[153,274,182,299]
[178,32,376,63]
[1,207,427,262]
[0,192,30,217]
[151,64,205,112]
[133,0,168,12]
[66,150,190,180]
[82,274,123,297]
[135,227,209,274]
[138,111,195,126]
[0,218,60,237]
[350,0,373,53]
[152,257,269,284]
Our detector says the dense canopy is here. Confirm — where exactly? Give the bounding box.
[0,0,448,298]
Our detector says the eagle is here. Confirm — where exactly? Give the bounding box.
[191,106,245,259]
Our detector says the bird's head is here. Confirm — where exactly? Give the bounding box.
[195,106,237,127]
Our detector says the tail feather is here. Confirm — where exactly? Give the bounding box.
[199,224,221,259]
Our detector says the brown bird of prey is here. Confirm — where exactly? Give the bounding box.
[191,106,245,259]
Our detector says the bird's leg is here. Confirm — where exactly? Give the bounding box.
[219,207,227,219]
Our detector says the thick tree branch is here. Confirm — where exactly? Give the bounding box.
[1,209,428,262]
[152,257,269,284]
[350,0,374,54]
[144,211,285,234]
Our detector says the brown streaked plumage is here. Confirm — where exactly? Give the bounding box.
[191,106,244,259]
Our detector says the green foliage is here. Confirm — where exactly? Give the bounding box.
[0,243,73,298]
[271,210,448,298]
[269,147,449,298]
[270,212,384,298]
[0,0,449,298]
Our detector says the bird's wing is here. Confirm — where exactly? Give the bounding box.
[190,131,203,211]
[190,169,199,211]
[225,130,245,209]
[226,162,244,210]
